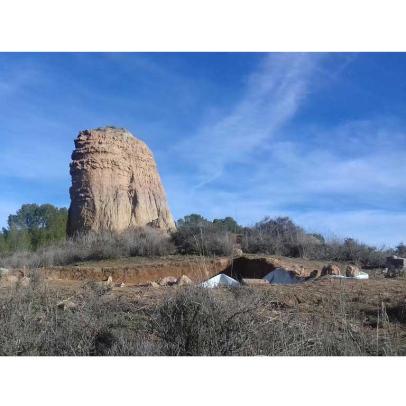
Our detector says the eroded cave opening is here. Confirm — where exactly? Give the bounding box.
[222,257,277,281]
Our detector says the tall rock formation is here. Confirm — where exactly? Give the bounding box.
[67,127,176,235]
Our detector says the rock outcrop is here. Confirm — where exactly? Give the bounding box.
[67,127,176,235]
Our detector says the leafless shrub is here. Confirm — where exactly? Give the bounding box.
[120,228,176,257]
[0,279,403,356]
[0,227,175,269]
[150,286,263,355]
[0,278,151,356]
[148,286,403,356]
[171,227,234,256]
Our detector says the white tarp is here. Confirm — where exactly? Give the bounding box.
[263,268,302,285]
[330,271,369,280]
[201,273,240,288]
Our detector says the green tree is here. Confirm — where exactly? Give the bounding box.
[396,242,406,257]
[6,203,68,251]
[176,214,210,228]
[212,217,242,233]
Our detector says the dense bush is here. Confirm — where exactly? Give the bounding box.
[313,238,389,267]
[240,216,322,257]
[172,214,235,256]
[0,204,395,268]
[237,217,390,267]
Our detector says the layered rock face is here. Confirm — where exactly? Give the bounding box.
[67,127,176,235]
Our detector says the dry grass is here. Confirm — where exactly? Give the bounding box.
[0,227,175,269]
[0,274,405,356]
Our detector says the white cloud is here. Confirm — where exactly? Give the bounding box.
[172,53,320,188]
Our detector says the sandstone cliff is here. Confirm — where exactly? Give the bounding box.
[67,127,176,235]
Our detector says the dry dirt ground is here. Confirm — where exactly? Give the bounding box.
[2,254,405,313]
[1,255,405,355]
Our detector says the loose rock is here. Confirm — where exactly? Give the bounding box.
[57,299,78,311]
[232,248,243,257]
[321,264,341,276]
[346,265,360,277]
[177,275,193,286]
[159,276,178,286]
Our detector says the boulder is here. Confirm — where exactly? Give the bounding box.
[57,299,78,311]
[177,275,193,286]
[321,264,341,276]
[159,276,178,286]
[346,265,360,277]
[67,127,176,235]
[104,276,114,288]
[232,247,243,257]
[291,265,305,276]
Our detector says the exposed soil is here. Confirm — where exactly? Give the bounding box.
[32,256,231,285]
[3,254,403,316]
[5,254,346,286]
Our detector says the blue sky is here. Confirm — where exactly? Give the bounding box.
[0,53,405,247]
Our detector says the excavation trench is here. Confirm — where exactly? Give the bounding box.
[9,256,308,286]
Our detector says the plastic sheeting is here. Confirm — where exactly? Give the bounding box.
[263,268,303,285]
[330,271,369,280]
[201,273,240,288]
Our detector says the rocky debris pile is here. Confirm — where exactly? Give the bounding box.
[321,264,341,276]
[159,276,178,286]
[151,275,194,287]
[67,127,176,235]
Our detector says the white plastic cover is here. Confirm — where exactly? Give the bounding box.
[201,273,240,288]
[330,271,369,280]
[263,268,302,285]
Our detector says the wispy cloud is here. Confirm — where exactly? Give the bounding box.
[172,53,320,188]
[251,118,406,204]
